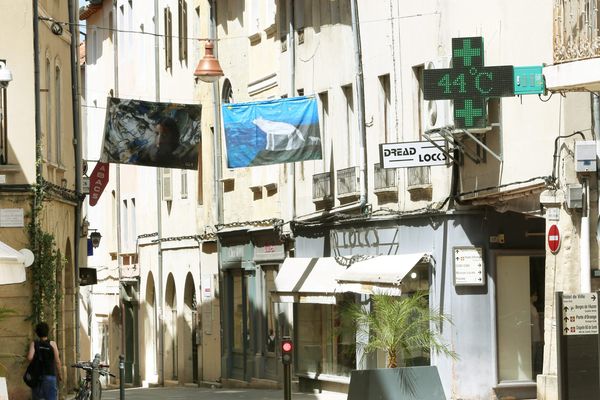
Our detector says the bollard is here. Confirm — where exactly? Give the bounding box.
[119,354,125,400]
[91,353,101,400]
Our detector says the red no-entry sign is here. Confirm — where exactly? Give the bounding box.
[548,224,560,253]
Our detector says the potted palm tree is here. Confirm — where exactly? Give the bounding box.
[342,292,457,400]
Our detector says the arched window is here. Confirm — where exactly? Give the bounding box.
[46,59,52,161]
[222,79,233,104]
[55,66,61,165]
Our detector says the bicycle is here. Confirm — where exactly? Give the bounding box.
[71,361,115,400]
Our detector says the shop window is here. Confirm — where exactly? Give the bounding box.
[297,293,357,377]
[497,255,545,382]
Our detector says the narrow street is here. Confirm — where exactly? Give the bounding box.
[101,387,347,400]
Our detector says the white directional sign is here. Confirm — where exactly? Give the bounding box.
[562,293,599,335]
[379,140,448,169]
[453,247,485,286]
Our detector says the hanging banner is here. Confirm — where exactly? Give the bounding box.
[88,162,109,207]
[222,96,322,168]
[101,97,202,170]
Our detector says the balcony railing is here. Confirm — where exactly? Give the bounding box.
[374,163,397,193]
[554,0,600,63]
[337,167,359,198]
[312,172,332,202]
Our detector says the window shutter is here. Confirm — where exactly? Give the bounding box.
[162,168,173,200]
[181,169,188,199]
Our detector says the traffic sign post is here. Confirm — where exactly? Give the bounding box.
[548,224,561,254]
[424,37,515,129]
[556,291,600,399]
[281,337,293,400]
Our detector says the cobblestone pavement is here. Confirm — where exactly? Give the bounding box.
[101,386,348,400]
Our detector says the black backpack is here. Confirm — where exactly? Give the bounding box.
[23,341,44,388]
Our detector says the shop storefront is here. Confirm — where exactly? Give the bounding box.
[276,210,546,399]
[218,227,286,385]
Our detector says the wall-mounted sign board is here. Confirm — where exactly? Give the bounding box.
[379,140,448,169]
[453,246,485,286]
[562,293,599,336]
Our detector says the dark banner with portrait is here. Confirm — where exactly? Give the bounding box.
[101,97,201,170]
[222,96,322,168]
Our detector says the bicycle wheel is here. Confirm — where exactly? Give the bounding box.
[75,387,91,400]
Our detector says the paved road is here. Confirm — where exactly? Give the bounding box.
[101,387,348,400]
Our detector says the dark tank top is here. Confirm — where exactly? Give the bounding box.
[36,340,55,376]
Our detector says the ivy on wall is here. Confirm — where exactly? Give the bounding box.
[28,180,64,325]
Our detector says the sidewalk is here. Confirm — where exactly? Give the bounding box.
[100,386,348,400]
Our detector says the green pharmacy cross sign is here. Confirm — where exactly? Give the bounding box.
[424,37,514,129]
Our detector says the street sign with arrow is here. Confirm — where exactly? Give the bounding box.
[561,293,599,335]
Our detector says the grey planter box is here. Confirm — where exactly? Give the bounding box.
[347,366,446,400]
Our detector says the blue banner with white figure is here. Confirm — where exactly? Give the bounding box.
[222,96,322,168]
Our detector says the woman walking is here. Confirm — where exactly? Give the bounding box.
[27,322,62,400]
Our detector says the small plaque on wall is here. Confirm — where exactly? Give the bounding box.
[0,208,24,227]
[453,246,485,286]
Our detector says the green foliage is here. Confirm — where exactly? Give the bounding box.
[27,181,64,325]
[341,292,457,368]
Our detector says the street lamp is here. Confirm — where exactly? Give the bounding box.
[194,41,224,83]
[89,231,102,248]
[0,60,13,88]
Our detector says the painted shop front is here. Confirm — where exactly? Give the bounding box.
[276,209,546,399]
[219,227,287,385]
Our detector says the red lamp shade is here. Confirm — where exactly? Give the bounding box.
[194,41,224,82]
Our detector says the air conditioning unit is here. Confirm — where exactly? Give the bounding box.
[312,172,332,202]
[423,58,453,132]
[337,166,360,199]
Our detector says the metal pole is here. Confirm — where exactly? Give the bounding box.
[91,353,101,400]
[283,363,291,400]
[581,177,591,292]
[119,354,125,400]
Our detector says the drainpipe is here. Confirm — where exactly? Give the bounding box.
[154,0,165,385]
[208,0,225,381]
[581,177,591,292]
[287,0,296,223]
[593,93,600,279]
[67,0,82,365]
[32,0,42,223]
[295,0,367,222]
[111,0,127,380]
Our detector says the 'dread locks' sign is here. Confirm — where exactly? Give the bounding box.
[379,140,448,169]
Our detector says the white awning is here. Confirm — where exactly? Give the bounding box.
[273,257,348,304]
[336,253,430,296]
[0,241,28,285]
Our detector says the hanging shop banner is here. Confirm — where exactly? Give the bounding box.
[88,162,109,207]
[101,97,202,170]
[222,96,322,168]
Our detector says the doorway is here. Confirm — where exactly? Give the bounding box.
[496,255,545,382]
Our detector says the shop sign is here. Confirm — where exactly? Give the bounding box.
[254,243,285,262]
[379,140,448,169]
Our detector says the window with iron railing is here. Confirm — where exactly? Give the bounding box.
[374,163,397,192]
[337,166,359,197]
[312,172,332,201]
[553,0,600,63]
[407,166,431,188]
